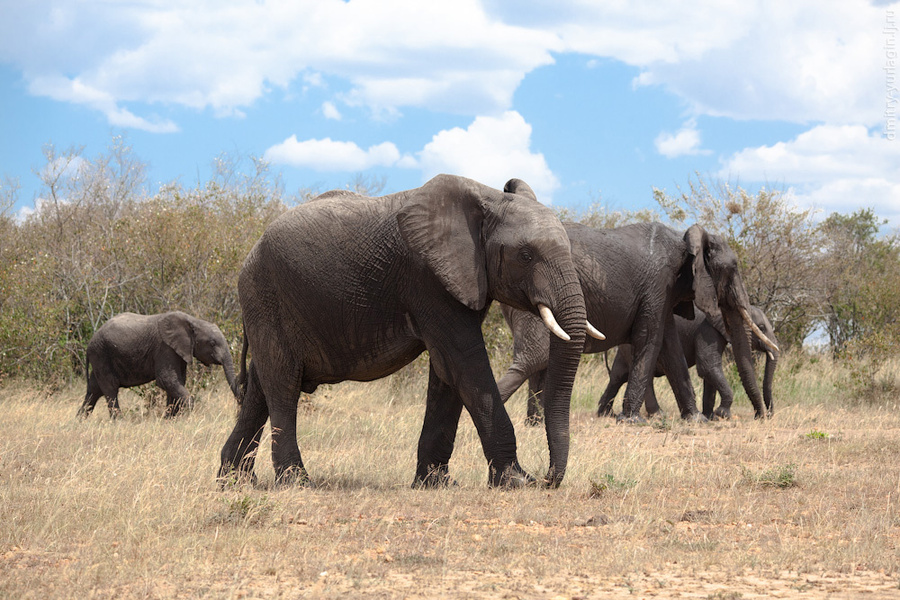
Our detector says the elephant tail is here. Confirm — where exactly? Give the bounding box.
[236,329,249,404]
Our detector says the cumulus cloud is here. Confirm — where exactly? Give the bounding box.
[417,111,559,202]
[264,111,559,202]
[2,0,890,129]
[654,120,711,158]
[321,101,341,121]
[720,125,900,226]
[264,136,408,171]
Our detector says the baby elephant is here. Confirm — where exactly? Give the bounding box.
[78,311,239,419]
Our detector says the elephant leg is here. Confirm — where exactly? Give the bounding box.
[78,371,104,418]
[657,317,703,420]
[694,338,733,419]
[704,367,734,420]
[496,364,530,405]
[618,318,665,423]
[160,361,190,418]
[525,370,546,426]
[218,361,269,486]
[413,364,464,488]
[597,348,631,417]
[700,379,719,419]
[644,381,662,416]
[427,325,529,488]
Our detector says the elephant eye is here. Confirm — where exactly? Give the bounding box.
[518,247,534,263]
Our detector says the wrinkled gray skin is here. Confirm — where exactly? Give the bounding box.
[218,175,586,489]
[598,305,779,419]
[498,222,775,424]
[78,311,239,419]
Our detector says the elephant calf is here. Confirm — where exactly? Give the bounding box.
[78,311,239,419]
[598,305,779,419]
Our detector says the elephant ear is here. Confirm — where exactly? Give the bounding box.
[504,178,537,202]
[684,225,728,339]
[159,312,195,365]
[397,176,488,311]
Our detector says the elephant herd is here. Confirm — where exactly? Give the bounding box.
[78,174,779,489]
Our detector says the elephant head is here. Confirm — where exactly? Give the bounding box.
[159,312,239,399]
[397,175,587,487]
[684,226,779,418]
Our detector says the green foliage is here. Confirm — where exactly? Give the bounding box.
[742,463,798,489]
[804,429,830,440]
[0,138,290,383]
[588,473,637,497]
[819,209,900,396]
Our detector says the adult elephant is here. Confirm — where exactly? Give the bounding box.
[598,305,779,419]
[497,222,779,423]
[218,175,594,489]
[78,311,239,419]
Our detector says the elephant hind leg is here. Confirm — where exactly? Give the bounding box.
[413,363,464,488]
[218,361,269,487]
[78,371,104,418]
[525,370,546,426]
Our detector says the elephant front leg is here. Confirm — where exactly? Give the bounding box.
[413,364,464,488]
[657,318,703,421]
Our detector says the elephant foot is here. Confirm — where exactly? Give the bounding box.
[108,407,122,420]
[681,412,709,423]
[714,406,733,420]
[596,404,615,418]
[412,465,458,489]
[275,465,311,488]
[615,412,647,425]
[76,406,92,419]
[524,413,544,427]
[490,462,537,489]
[217,466,259,490]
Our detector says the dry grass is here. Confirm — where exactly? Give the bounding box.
[2,353,899,598]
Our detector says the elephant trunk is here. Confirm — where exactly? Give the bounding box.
[725,310,767,419]
[762,347,778,416]
[220,350,240,401]
[539,279,586,488]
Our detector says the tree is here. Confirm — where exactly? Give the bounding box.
[654,175,822,349]
[818,209,900,395]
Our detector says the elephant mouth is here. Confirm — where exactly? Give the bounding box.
[740,307,779,354]
[538,303,605,342]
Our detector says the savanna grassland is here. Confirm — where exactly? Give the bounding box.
[2,352,899,599]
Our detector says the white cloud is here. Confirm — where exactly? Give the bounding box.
[263,136,407,171]
[263,111,559,202]
[720,125,900,226]
[417,111,559,202]
[3,0,892,129]
[321,101,341,121]
[654,119,710,158]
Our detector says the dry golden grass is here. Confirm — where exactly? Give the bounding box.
[2,353,899,598]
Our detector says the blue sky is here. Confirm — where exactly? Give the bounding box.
[2,0,899,227]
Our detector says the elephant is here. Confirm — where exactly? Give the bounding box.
[78,311,239,419]
[217,174,595,490]
[598,305,779,420]
[497,222,779,424]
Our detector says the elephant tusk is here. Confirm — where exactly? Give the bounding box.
[538,304,570,341]
[740,307,780,354]
[586,321,605,340]
[767,351,776,361]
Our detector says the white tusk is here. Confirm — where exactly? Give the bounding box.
[538,304,570,341]
[740,307,780,354]
[586,321,605,340]
[767,351,775,361]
